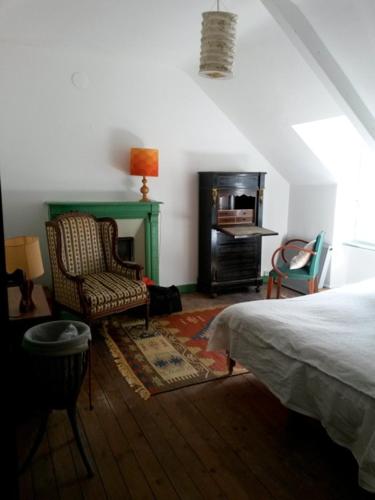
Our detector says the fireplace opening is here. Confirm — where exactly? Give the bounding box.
[117,236,134,261]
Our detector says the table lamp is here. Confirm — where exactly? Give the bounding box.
[130,148,159,202]
[5,236,44,312]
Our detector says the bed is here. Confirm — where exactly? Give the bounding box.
[206,278,375,493]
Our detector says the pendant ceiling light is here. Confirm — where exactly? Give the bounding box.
[199,0,238,79]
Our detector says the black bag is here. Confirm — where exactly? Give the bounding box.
[148,285,182,316]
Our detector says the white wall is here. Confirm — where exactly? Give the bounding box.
[287,184,337,285]
[0,45,289,287]
[288,184,337,243]
[330,179,375,287]
[339,245,375,285]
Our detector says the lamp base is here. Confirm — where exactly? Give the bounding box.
[139,176,150,202]
[19,279,36,313]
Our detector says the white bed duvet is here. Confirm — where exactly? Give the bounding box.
[207,278,375,492]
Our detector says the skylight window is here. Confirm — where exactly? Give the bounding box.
[292,116,365,182]
[292,116,375,246]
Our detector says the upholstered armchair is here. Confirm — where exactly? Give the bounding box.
[267,231,325,299]
[46,212,149,326]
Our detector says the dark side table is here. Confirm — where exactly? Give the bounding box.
[8,284,52,329]
[8,285,53,418]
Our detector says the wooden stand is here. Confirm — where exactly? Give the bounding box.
[139,176,150,202]
[8,284,51,322]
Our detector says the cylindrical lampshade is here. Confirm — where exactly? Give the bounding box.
[130,148,159,177]
[5,236,44,280]
[199,10,238,79]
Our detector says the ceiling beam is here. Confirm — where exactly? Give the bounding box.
[260,0,375,148]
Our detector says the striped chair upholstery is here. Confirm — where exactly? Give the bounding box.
[46,212,149,324]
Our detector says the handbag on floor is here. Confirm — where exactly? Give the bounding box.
[148,285,182,316]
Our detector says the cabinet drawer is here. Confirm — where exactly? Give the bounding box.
[217,209,253,217]
[215,255,258,281]
[216,231,259,248]
[217,216,236,225]
[218,210,235,217]
[216,174,259,190]
[217,209,255,226]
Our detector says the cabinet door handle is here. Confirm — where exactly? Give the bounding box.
[212,188,218,205]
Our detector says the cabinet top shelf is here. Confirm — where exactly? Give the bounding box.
[198,171,267,175]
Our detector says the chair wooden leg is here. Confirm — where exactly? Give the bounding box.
[314,278,319,293]
[226,351,236,374]
[308,280,315,294]
[276,277,282,299]
[267,277,273,299]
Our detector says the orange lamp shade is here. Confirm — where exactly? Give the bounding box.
[130,148,159,177]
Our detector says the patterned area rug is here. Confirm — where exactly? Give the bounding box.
[101,307,246,399]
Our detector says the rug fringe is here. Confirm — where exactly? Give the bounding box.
[102,323,151,400]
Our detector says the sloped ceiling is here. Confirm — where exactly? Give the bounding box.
[296,0,375,119]
[0,0,372,185]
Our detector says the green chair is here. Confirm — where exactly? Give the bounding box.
[266,231,325,299]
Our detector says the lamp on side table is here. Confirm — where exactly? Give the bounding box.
[5,236,44,312]
[130,148,159,202]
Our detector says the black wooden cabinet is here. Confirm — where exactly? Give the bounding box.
[198,172,277,294]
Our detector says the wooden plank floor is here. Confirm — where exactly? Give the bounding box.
[16,288,374,499]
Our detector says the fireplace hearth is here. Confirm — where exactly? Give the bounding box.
[117,236,134,261]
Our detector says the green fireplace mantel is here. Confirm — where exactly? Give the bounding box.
[46,201,162,284]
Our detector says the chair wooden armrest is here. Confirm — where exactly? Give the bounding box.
[281,239,308,263]
[112,254,143,280]
[63,271,85,284]
[283,244,316,255]
[271,244,316,278]
[271,246,289,278]
[113,255,142,271]
[285,238,308,246]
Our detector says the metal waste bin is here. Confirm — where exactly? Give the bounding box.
[22,320,91,408]
[20,320,93,476]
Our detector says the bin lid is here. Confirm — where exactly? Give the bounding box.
[22,320,91,356]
